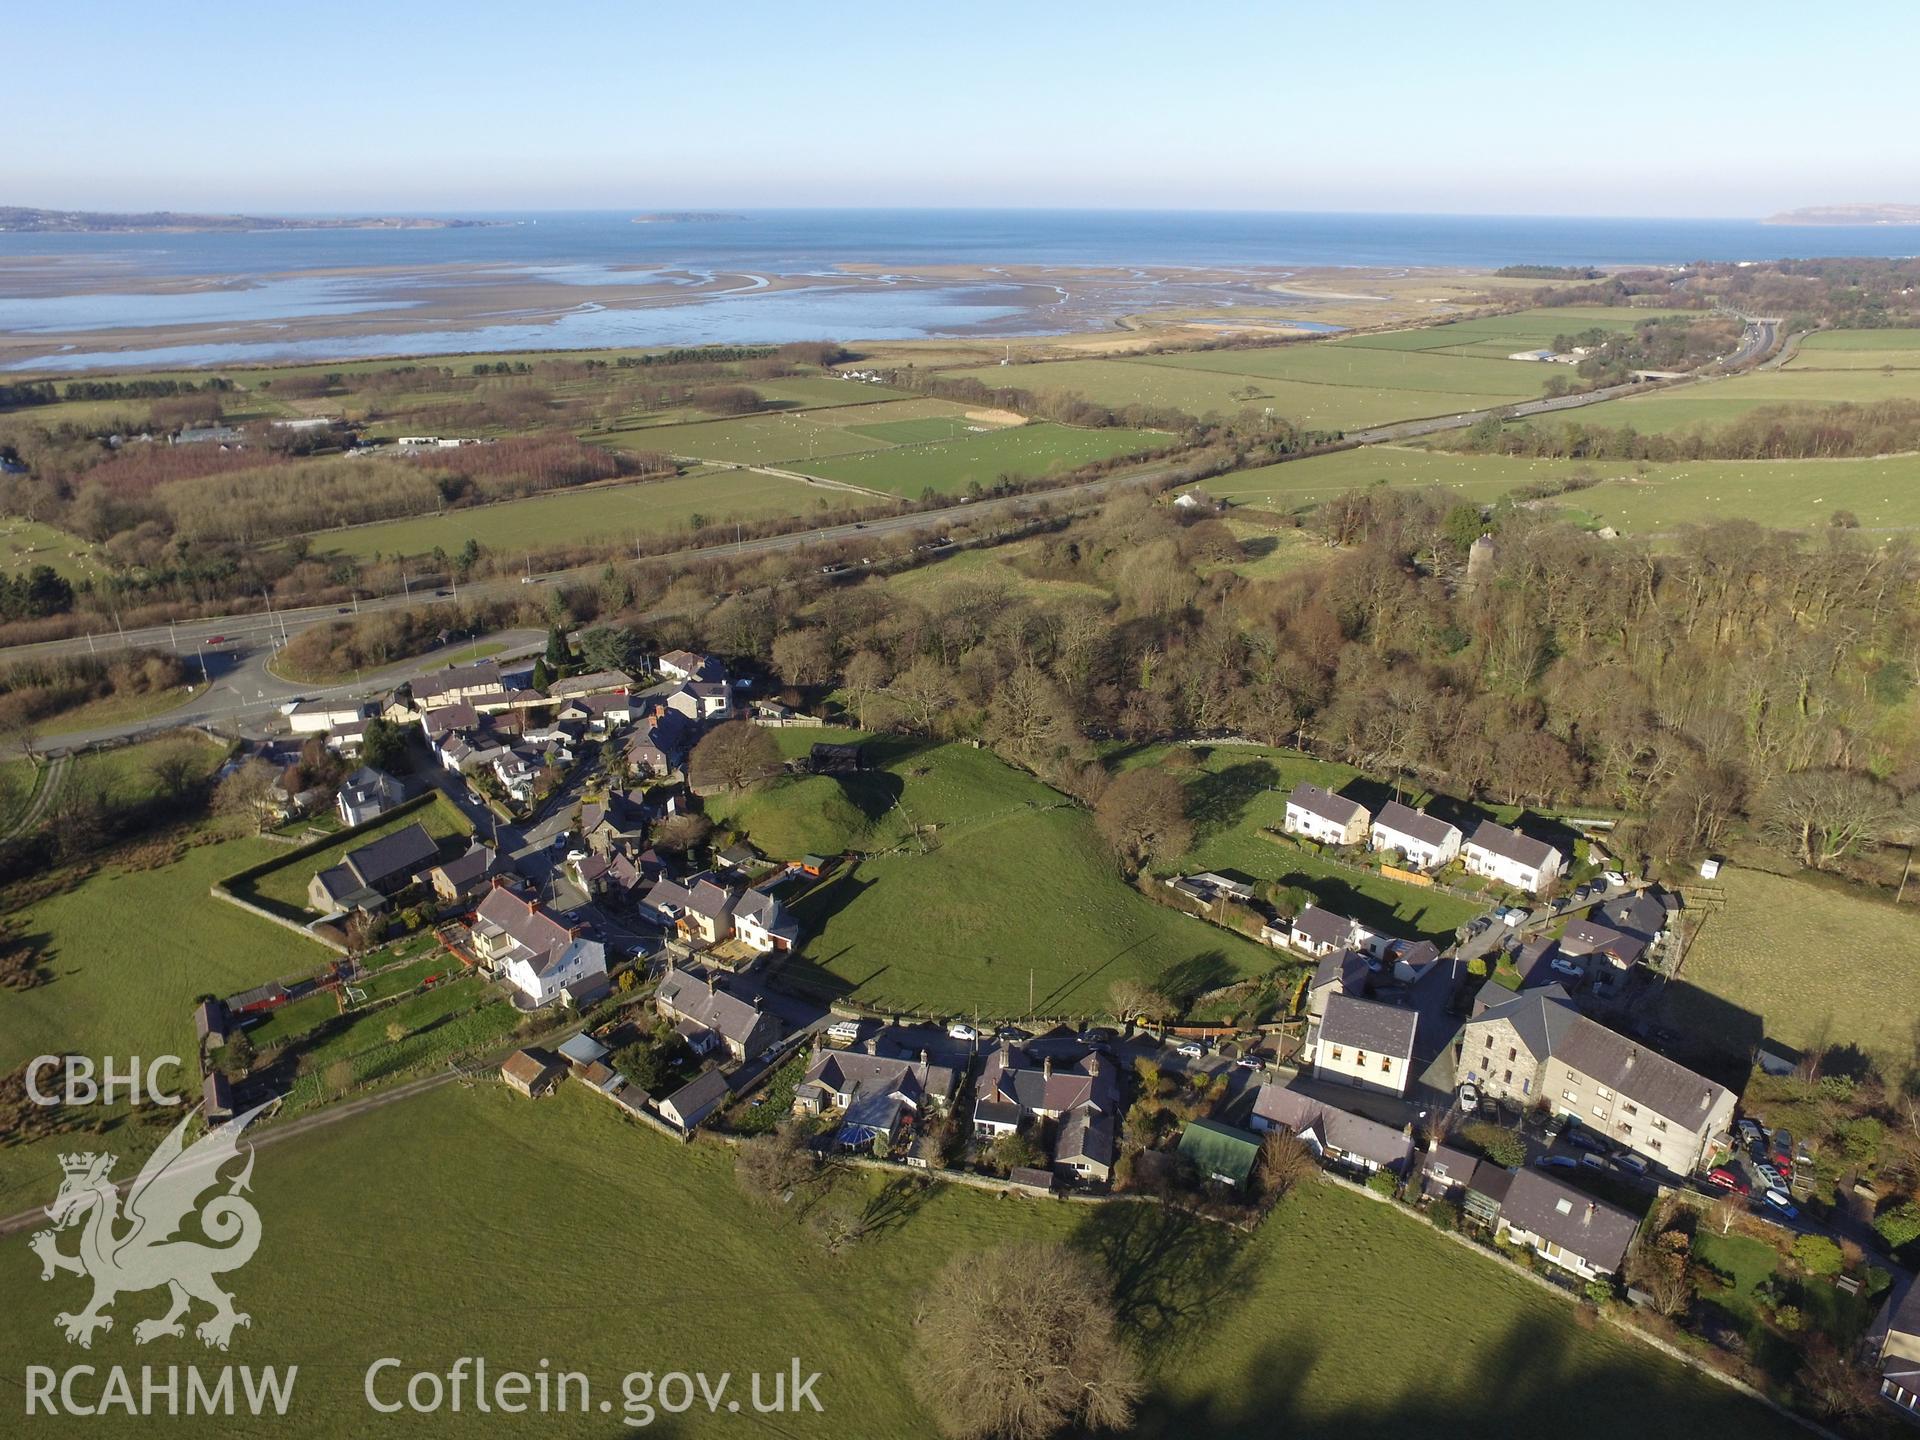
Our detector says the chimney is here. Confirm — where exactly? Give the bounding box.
[1583,1202,1596,1225]
[919,1049,929,1066]
[863,1037,878,1056]
[1087,1055,1101,1076]
[1624,1048,1637,1069]
[1042,1056,1053,1080]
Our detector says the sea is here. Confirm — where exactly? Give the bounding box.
[3,209,1917,370]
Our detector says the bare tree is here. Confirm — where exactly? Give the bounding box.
[1107,979,1170,1024]
[1258,1129,1314,1200]
[1094,767,1192,871]
[213,757,279,835]
[1759,768,1903,870]
[842,650,890,730]
[146,741,206,800]
[688,721,780,794]
[734,1123,821,1208]
[652,812,712,854]
[912,1242,1143,1440]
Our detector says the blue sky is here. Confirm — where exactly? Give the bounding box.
[14,0,1916,216]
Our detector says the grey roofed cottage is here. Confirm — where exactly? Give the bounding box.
[1249,1084,1415,1174]
[1371,799,1461,852]
[1465,819,1559,870]
[307,821,441,912]
[544,669,633,700]
[1291,903,1355,953]
[1287,782,1368,829]
[1560,917,1648,968]
[658,1068,732,1129]
[429,841,497,903]
[1318,991,1417,1058]
[655,965,781,1061]
[1496,1168,1639,1278]
[1596,891,1670,944]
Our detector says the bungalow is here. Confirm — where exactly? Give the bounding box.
[1249,1085,1415,1176]
[307,821,441,913]
[335,766,405,827]
[733,888,800,953]
[794,1046,957,1153]
[656,649,720,683]
[658,1067,732,1129]
[1309,992,1417,1097]
[654,965,781,1062]
[287,698,369,736]
[545,670,633,702]
[1461,821,1565,895]
[1287,904,1383,959]
[1164,871,1256,907]
[1369,801,1462,871]
[664,680,732,723]
[1872,1273,1920,1420]
[501,1049,561,1099]
[1495,1169,1639,1280]
[1282,783,1370,846]
[1178,1118,1263,1189]
[1559,917,1648,970]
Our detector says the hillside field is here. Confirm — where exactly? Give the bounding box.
[798,421,1168,497]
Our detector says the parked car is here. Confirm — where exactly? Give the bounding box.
[1500,907,1530,928]
[1566,1130,1609,1155]
[1078,1027,1118,1047]
[1762,1189,1799,1219]
[946,1022,979,1042]
[1234,1055,1262,1070]
[1534,1155,1579,1170]
[1706,1167,1750,1195]
[1770,1128,1793,1167]
[1615,1153,1649,1177]
[1457,1083,1480,1112]
[1550,957,1585,979]
[1542,1114,1567,1143]
[1176,1041,1206,1060]
[1602,870,1626,888]
[1581,1153,1610,1170]
[1736,1117,1764,1145]
[1755,1163,1785,1191]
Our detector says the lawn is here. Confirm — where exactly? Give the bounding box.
[66,732,227,804]
[35,680,204,738]
[0,1081,1807,1438]
[733,741,1278,1018]
[228,796,472,917]
[1213,444,1920,534]
[1659,866,1920,1068]
[1692,1228,1878,1381]
[799,422,1167,497]
[280,973,521,1107]
[313,468,830,562]
[1119,743,1483,943]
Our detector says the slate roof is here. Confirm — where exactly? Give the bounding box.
[1311,947,1371,1000]
[975,1043,1118,1119]
[1056,1106,1115,1171]
[660,1068,731,1126]
[800,1049,956,1110]
[1293,904,1353,950]
[473,883,579,968]
[1499,1168,1638,1272]
[1560,918,1648,965]
[545,670,633,699]
[1287,782,1368,828]
[1596,891,1670,943]
[1553,1015,1731,1127]
[1372,801,1461,849]
[1251,1085,1416,1171]
[1465,820,1561,871]
[343,822,440,889]
[1470,984,1580,1058]
[734,887,800,943]
[433,841,496,890]
[656,967,774,1049]
[1319,993,1416,1058]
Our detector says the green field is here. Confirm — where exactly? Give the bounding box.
[1658,866,1920,1068]
[1339,305,1694,357]
[229,797,473,916]
[1212,444,1920,533]
[632,412,891,464]
[799,421,1167,497]
[314,469,829,562]
[0,1081,1805,1438]
[0,516,108,583]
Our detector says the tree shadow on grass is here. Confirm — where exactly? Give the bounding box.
[1154,950,1235,1011]
[1188,761,1279,842]
[1069,1199,1256,1345]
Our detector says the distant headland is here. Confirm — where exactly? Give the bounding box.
[0,206,502,234]
[630,212,747,224]
[1763,203,1920,226]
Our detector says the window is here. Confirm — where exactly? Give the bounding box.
[1483,1035,1493,1049]
[1592,1104,1609,1120]
[1562,1089,1580,1103]
[1651,1118,1667,1132]
[1380,1056,1392,1072]
[1507,1047,1516,1062]
[1356,1051,1368,1065]
[1503,1069,1513,1084]
[1648,1138,1661,1152]
[1622,1103,1638,1117]
[1595,1086,1612,1099]
[1618,1123,1632,1137]
[1329,1047,1343,1062]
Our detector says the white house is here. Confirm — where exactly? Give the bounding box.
[1462,821,1565,894]
[664,681,732,723]
[656,650,718,683]
[335,766,404,827]
[288,699,370,736]
[1282,783,1370,846]
[1289,904,1388,960]
[1310,993,1417,1097]
[1369,801,1462,871]
[733,889,801,954]
[503,935,607,1008]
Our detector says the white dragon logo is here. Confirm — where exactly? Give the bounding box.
[29,1102,269,1350]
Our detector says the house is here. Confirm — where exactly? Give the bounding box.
[287,698,370,736]
[1458,988,1734,1174]
[1872,1272,1920,1420]
[1178,1118,1262,1189]
[307,821,441,913]
[1310,992,1417,1097]
[1419,1143,1482,1202]
[665,680,732,723]
[1419,1143,1514,1223]
[625,707,693,777]
[545,670,633,702]
[794,1045,956,1153]
[654,965,781,1062]
[1305,947,1372,1020]
[733,888,800,953]
[194,999,229,1052]
[658,1068,732,1129]
[469,882,605,1007]
[1593,890,1672,948]
[202,1072,234,1124]
[972,1042,1120,1182]
[1461,821,1565,895]
[1249,1085,1414,1176]
[1388,938,1443,984]
[1559,917,1648,970]
[428,841,497,904]
[579,792,646,855]
[1494,1169,1639,1280]
[560,692,635,731]
[325,719,368,755]
[421,701,482,744]
[409,661,506,711]
[1282,783,1370,846]
[501,1049,561,1098]
[1369,801,1462,871]
[1164,872,1256,907]
[643,873,741,945]
[1287,904,1383,959]
[492,750,542,805]
[656,649,720,683]
[335,766,405,827]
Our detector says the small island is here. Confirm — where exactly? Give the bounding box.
[0,206,502,233]
[1763,203,1920,226]
[631,212,747,224]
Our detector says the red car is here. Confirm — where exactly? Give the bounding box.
[1706,1167,1750,1195]
[204,635,225,645]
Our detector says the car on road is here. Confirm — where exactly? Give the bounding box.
[204,635,225,645]
[1534,1155,1579,1170]
[1580,1153,1609,1170]
[1175,1041,1206,1060]
[1706,1167,1750,1194]
[1761,1189,1798,1219]
[1566,1130,1609,1155]
[336,607,351,614]
[945,1022,979,1042]
[1615,1153,1649,1177]
[435,589,450,597]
